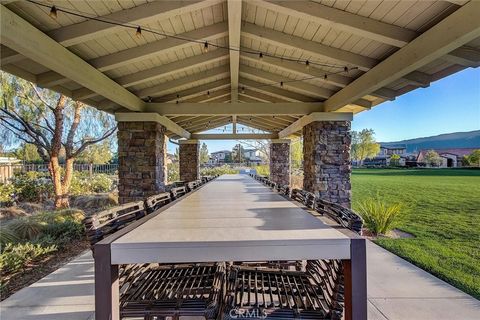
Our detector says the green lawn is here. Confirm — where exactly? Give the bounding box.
[351,168,480,299]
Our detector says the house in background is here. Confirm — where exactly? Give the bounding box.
[417,148,477,167]
[364,144,410,167]
[209,150,232,165]
[243,149,263,165]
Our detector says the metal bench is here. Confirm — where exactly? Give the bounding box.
[315,199,363,234]
[291,189,316,209]
[223,261,344,320]
[187,180,201,191]
[170,186,188,200]
[83,201,146,248]
[277,184,290,197]
[145,192,172,214]
[120,262,226,320]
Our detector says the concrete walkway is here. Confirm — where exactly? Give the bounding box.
[1,242,479,320]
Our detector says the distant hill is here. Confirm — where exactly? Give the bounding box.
[381,130,480,153]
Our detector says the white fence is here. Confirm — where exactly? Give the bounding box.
[0,163,118,184]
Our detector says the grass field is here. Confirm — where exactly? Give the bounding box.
[351,168,480,299]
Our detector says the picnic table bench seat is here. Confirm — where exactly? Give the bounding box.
[83,201,146,247]
[145,192,172,214]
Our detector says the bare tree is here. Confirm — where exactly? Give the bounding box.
[1,72,116,208]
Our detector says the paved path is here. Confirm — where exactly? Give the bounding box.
[2,241,478,320]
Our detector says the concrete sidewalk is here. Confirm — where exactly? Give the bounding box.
[1,242,479,320]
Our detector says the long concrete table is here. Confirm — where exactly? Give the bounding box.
[95,174,367,320]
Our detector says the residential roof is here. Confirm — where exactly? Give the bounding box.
[417,148,477,160]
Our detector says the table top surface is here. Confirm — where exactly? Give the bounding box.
[111,174,351,264]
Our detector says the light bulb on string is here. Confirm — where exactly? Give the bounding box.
[280,81,283,88]
[204,42,209,53]
[305,60,310,70]
[49,6,57,18]
[259,52,263,60]
[136,26,142,38]
[324,74,328,80]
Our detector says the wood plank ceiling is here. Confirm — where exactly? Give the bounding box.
[1,0,479,139]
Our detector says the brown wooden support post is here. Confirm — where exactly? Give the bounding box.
[343,237,367,320]
[95,243,119,320]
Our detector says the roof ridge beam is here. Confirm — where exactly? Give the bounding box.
[227,0,242,102]
[239,77,317,102]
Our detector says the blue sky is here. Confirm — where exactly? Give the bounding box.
[168,68,480,153]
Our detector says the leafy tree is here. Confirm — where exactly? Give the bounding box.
[14,143,42,163]
[239,140,269,163]
[291,138,303,169]
[463,149,480,167]
[199,142,209,164]
[423,150,443,167]
[390,154,400,166]
[77,140,113,165]
[351,129,381,165]
[0,72,116,208]
[174,147,180,161]
[231,144,245,163]
[224,153,232,163]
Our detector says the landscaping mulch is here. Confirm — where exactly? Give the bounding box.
[0,239,90,301]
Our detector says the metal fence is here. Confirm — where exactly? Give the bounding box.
[0,163,118,184]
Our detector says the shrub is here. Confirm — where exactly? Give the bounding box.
[6,218,43,241]
[0,242,57,274]
[200,165,239,176]
[167,163,179,183]
[356,198,402,235]
[0,227,20,247]
[42,220,84,245]
[0,183,16,205]
[71,194,117,211]
[36,208,85,224]
[11,172,53,202]
[254,164,270,176]
[70,172,114,195]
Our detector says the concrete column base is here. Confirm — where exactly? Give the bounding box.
[303,121,351,208]
[179,140,200,182]
[117,122,166,204]
[269,139,291,187]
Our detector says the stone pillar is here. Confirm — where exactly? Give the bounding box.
[269,139,291,187]
[117,122,166,204]
[303,121,351,208]
[179,140,200,182]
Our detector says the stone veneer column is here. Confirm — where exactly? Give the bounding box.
[179,140,200,182]
[269,139,291,187]
[303,121,352,208]
[117,122,166,204]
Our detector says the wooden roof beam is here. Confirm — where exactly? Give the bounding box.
[144,102,325,115]
[0,6,144,112]
[227,0,242,102]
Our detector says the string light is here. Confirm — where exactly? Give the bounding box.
[207,90,210,96]
[204,41,209,53]
[49,5,57,18]
[136,26,142,37]
[344,66,349,73]
[259,52,263,60]
[280,81,284,88]
[305,60,310,70]
[241,86,245,94]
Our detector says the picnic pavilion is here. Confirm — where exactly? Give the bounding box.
[1,1,479,320]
